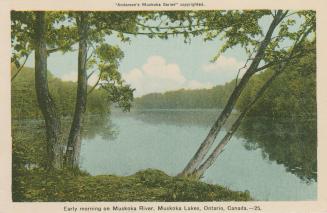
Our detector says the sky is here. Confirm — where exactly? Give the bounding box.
[25,34,248,97]
[23,12,303,97]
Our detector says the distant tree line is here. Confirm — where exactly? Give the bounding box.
[134,42,317,180]
[11,66,110,120]
[135,46,316,122]
[134,80,235,109]
[11,10,315,179]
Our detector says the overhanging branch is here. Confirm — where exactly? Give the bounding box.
[11,54,30,82]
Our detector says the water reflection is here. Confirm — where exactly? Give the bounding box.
[117,109,238,128]
[109,110,317,183]
[81,114,119,141]
[238,116,317,183]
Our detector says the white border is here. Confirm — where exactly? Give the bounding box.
[1,1,327,212]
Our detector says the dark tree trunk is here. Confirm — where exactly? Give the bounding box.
[64,13,88,168]
[34,11,63,169]
[179,11,285,177]
[192,71,281,179]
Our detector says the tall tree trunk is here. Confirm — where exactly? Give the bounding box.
[192,71,281,179]
[179,10,285,177]
[34,11,63,169]
[191,25,315,179]
[64,13,88,168]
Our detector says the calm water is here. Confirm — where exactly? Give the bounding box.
[79,109,317,201]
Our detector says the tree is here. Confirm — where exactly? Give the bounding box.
[12,11,77,169]
[178,10,316,178]
[62,11,210,168]
[64,13,89,168]
[192,41,315,179]
[12,10,315,173]
[12,11,142,168]
[12,11,162,169]
[33,12,63,169]
[235,42,316,182]
[64,12,141,168]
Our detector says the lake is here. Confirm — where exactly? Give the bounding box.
[79,109,317,201]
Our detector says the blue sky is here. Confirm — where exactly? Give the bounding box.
[24,12,303,97]
[25,34,248,97]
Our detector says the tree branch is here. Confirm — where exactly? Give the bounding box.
[11,54,29,81]
[136,21,205,30]
[87,75,101,95]
[179,11,286,177]
[235,50,255,87]
[47,43,78,54]
[86,49,95,62]
[87,68,97,80]
[192,21,316,178]
[255,48,315,73]
[255,24,315,73]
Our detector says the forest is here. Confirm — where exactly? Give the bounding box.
[134,80,235,109]
[11,10,316,201]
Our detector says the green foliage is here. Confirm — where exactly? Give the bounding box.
[133,43,317,182]
[11,10,316,116]
[89,43,134,112]
[236,42,316,120]
[11,66,110,119]
[13,168,251,202]
[11,11,76,66]
[11,11,137,114]
[12,119,47,201]
[11,114,116,200]
[12,115,115,169]
[236,43,316,182]
[12,115,250,201]
[11,11,34,66]
[239,117,316,182]
[135,41,316,120]
[135,81,235,109]
[141,10,315,63]
[11,10,317,199]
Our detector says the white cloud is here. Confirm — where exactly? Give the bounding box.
[202,55,244,74]
[142,56,186,83]
[123,55,213,97]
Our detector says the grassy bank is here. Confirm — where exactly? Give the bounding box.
[13,168,251,202]
[12,120,251,202]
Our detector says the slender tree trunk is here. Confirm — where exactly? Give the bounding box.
[179,11,285,177]
[34,11,63,169]
[191,27,315,179]
[65,13,88,168]
[192,71,281,179]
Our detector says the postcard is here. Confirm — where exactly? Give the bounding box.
[1,0,327,212]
